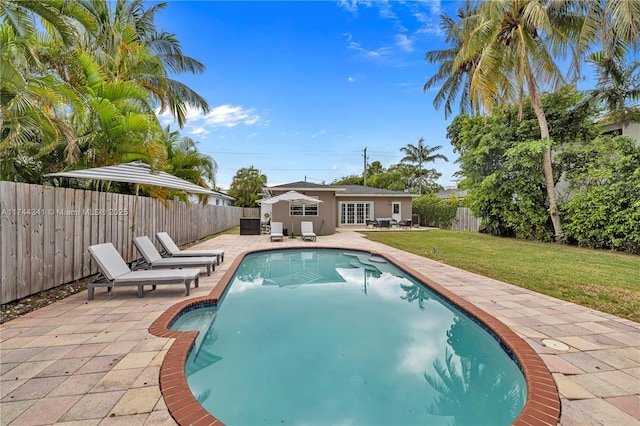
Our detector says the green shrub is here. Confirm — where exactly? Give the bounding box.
[413,195,458,228]
[563,180,640,254]
[562,135,640,254]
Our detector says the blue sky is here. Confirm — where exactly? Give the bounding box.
[155,0,463,190]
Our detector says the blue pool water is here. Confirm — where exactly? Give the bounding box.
[171,249,526,425]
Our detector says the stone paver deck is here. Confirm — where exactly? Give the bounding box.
[1,231,638,425]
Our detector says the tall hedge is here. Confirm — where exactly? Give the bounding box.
[413,195,459,228]
[562,135,640,254]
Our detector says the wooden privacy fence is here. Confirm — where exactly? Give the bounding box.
[0,181,243,304]
[450,207,482,232]
[242,207,260,217]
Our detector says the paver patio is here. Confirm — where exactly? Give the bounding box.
[1,230,638,425]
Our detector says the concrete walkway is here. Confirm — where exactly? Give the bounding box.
[1,231,638,425]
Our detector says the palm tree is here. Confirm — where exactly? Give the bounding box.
[452,0,585,241]
[1,0,213,192]
[70,50,165,172]
[228,166,267,207]
[576,1,640,65]
[400,137,448,195]
[0,22,84,182]
[574,1,640,133]
[79,0,209,127]
[587,53,640,130]
[423,4,480,118]
[0,0,96,46]
[161,126,218,203]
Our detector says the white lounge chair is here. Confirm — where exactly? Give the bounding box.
[270,222,284,242]
[87,243,200,300]
[133,236,216,276]
[301,221,316,241]
[156,232,224,265]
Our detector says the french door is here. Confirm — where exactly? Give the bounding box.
[339,202,372,225]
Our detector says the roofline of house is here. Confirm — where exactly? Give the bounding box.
[263,186,347,193]
[334,193,419,198]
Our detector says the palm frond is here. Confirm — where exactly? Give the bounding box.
[609,0,640,48]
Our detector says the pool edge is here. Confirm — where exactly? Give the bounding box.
[149,246,561,426]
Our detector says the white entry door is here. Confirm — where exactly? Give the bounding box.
[391,202,401,222]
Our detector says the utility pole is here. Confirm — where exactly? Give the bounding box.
[363,147,367,186]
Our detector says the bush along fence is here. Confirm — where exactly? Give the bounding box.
[0,181,243,304]
[412,195,481,232]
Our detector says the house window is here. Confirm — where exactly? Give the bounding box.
[289,200,319,216]
[339,202,373,225]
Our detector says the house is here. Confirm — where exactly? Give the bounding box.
[598,116,640,142]
[207,190,236,206]
[557,114,640,201]
[435,188,468,199]
[260,181,416,235]
[189,190,236,206]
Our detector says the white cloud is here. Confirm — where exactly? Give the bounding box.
[332,164,338,170]
[156,103,264,131]
[185,104,207,121]
[190,127,209,136]
[340,0,444,65]
[337,0,372,15]
[156,108,175,125]
[204,104,261,128]
[412,6,444,36]
[394,34,414,52]
[345,31,393,59]
[377,1,396,20]
[424,0,442,15]
[246,132,258,138]
[158,103,208,123]
[347,76,357,83]
[311,129,328,138]
[347,39,393,59]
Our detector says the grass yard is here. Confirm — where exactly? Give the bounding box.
[363,230,640,322]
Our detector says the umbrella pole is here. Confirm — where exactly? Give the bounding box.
[129,183,140,265]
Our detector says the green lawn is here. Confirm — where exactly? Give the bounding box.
[363,230,640,322]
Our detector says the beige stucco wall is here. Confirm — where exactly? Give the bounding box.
[625,122,640,143]
[599,121,640,144]
[268,189,413,234]
[268,191,336,235]
[336,196,413,226]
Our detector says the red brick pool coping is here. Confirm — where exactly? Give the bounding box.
[149,247,561,426]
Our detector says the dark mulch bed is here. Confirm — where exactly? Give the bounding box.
[1,278,92,324]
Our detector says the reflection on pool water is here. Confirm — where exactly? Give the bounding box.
[171,249,526,425]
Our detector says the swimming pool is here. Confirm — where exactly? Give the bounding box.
[168,249,530,425]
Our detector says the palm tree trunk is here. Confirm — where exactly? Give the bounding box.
[527,78,564,242]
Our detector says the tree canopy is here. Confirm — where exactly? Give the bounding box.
[450,86,601,240]
[227,166,267,207]
[425,0,640,242]
[0,0,215,200]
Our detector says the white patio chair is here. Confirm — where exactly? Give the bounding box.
[87,242,200,300]
[133,236,215,276]
[301,221,316,241]
[270,222,284,242]
[156,232,224,265]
